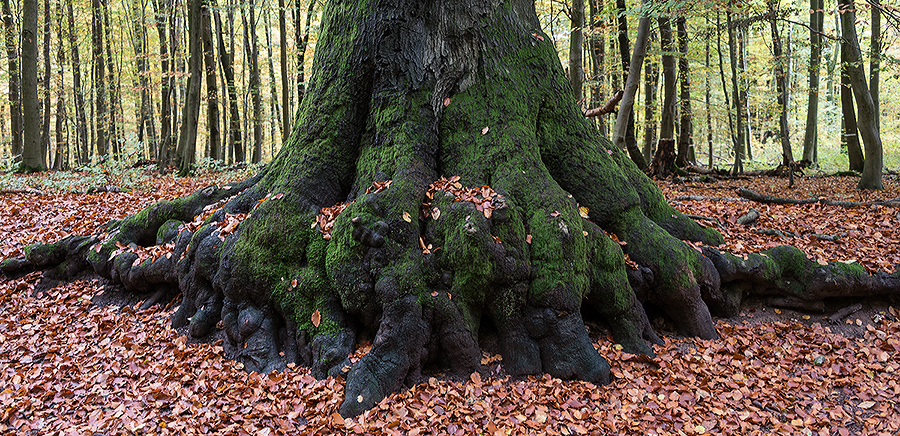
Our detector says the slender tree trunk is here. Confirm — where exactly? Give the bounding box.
[278,0,290,140]
[54,0,68,169]
[20,0,43,171]
[802,0,823,163]
[131,0,156,158]
[40,0,50,168]
[201,0,220,160]
[66,0,88,165]
[213,1,242,163]
[612,0,649,170]
[92,0,108,157]
[175,0,203,175]
[246,0,262,163]
[263,7,282,149]
[588,0,607,136]
[3,0,22,160]
[675,17,693,166]
[727,8,744,174]
[151,0,173,169]
[642,29,657,161]
[839,0,881,189]
[869,0,880,131]
[841,65,863,172]
[705,17,713,169]
[294,0,314,105]
[825,9,839,104]
[768,0,792,166]
[716,12,735,163]
[658,18,676,144]
[103,0,121,156]
[738,25,751,161]
[615,0,637,158]
[568,0,584,102]
[170,0,184,148]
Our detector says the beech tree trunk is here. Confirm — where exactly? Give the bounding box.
[201,0,221,161]
[768,0,792,166]
[675,17,693,167]
[801,0,823,164]
[20,0,43,172]
[568,0,584,102]
[213,1,243,163]
[175,0,202,175]
[7,0,900,420]
[2,0,22,161]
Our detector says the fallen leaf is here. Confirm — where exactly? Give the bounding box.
[311,309,321,327]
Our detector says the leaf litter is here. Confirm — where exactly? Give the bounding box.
[1,173,899,435]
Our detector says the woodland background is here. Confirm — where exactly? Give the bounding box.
[0,0,897,174]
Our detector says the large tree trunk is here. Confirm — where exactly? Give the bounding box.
[8,0,900,421]
[801,0,823,164]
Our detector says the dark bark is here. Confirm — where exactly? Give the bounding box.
[658,17,676,144]
[40,0,50,169]
[103,0,121,156]
[54,0,68,170]
[675,17,693,167]
[801,0,823,163]
[1,0,22,160]
[294,0,315,105]
[201,0,221,160]
[716,12,736,169]
[841,66,863,173]
[704,18,713,169]
[175,0,203,175]
[131,0,157,158]
[588,0,606,136]
[263,8,282,152]
[7,0,895,421]
[869,0,880,131]
[838,0,881,189]
[614,0,637,160]
[20,0,43,172]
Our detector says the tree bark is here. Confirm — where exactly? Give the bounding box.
[151,0,174,170]
[615,0,637,161]
[19,0,43,172]
[568,0,584,102]
[612,1,649,170]
[201,0,221,161]
[838,0,882,189]
[278,0,291,140]
[704,17,713,169]
[54,0,68,170]
[294,0,315,105]
[263,7,282,152]
[243,0,262,163]
[103,0,121,156]
[40,0,50,169]
[841,62,863,173]
[213,1,243,163]
[641,29,657,161]
[1,0,21,161]
[175,0,203,175]
[869,0,880,131]
[10,0,896,422]
[658,17,676,147]
[588,0,607,137]
[92,0,108,157]
[675,17,693,167]
[727,8,744,175]
[768,0,792,166]
[801,0,823,163]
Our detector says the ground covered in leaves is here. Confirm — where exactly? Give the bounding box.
[1,170,899,435]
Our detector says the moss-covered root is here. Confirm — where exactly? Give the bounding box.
[611,208,720,340]
[583,221,661,356]
[703,245,900,312]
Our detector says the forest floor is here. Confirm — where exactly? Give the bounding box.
[1,168,899,435]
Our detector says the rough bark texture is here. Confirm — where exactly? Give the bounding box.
[5,0,899,419]
[20,0,43,172]
[801,0,823,163]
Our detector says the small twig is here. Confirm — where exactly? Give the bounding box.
[736,208,761,226]
[0,187,45,195]
[583,90,623,118]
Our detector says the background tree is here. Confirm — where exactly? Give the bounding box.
[175,0,202,175]
[19,0,42,172]
[2,0,22,161]
[201,0,221,161]
[568,0,584,102]
[801,0,823,164]
[675,16,693,167]
[767,0,792,166]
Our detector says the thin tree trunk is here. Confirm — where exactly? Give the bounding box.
[727,8,744,175]
[92,0,108,156]
[568,0,584,102]
[705,17,713,169]
[294,0,315,104]
[738,25,751,161]
[175,0,202,175]
[151,0,173,169]
[768,0,792,166]
[869,0,880,131]
[54,0,68,169]
[66,0,88,165]
[40,0,50,168]
[245,0,262,163]
[675,17,693,167]
[213,0,242,163]
[20,0,42,171]
[131,0,156,158]
[278,0,290,140]
[263,7,282,149]
[658,17,676,143]
[825,8,839,104]
[588,0,606,136]
[615,0,637,156]
[801,0,823,163]
[612,0,649,170]
[201,0,220,160]
[716,12,736,164]
[838,0,882,189]
[103,0,121,156]
[641,29,657,161]
[3,0,22,160]
[841,63,863,173]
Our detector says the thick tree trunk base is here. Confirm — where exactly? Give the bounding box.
[3,0,898,418]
